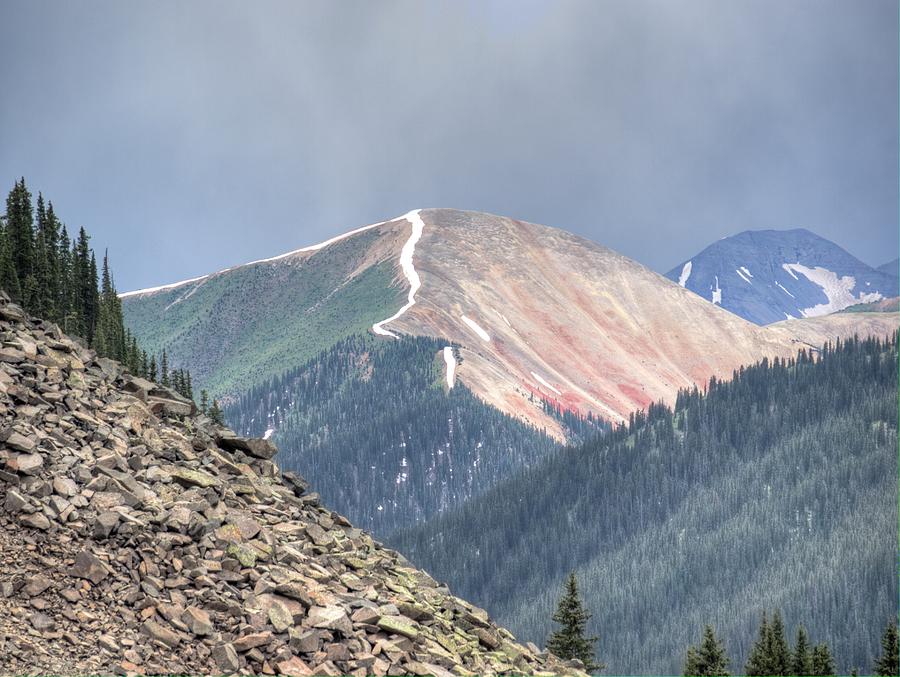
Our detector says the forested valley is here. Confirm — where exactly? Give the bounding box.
[224,334,600,536]
[390,334,899,674]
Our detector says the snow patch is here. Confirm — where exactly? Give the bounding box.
[775,281,795,298]
[677,261,692,287]
[530,371,562,395]
[247,219,387,265]
[372,210,425,338]
[119,274,209,299]
[740,266,753,278]
[711,276,722,305]
[442,346,456,389]
[460,315,491,342]
[783,312,795,320]
[263,428,274,440]
[735,268,752,284]
[782,263,883,317]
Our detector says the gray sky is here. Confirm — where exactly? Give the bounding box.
[1,1,896,291]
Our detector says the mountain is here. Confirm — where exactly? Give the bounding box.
[0,291,581,677]
[122,210,897,541]
[123,210,897,437]
[390,334,899,675]
[877,257,898,275]
[665,228,898,325]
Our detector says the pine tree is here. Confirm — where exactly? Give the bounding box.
[6,178,34,290]
[0,218,21,300]
[768,611,790,676]
[199,390,209,415]
[185,371,193,400]
[208,398,224,426]
[874,621,899,676]
[810,644,835,676]
[683,625,729,676]
[149,355,158,382]
[791,626,812,676]
[546,573,603,673]
[746,613,772,676]
[161,349,170,387]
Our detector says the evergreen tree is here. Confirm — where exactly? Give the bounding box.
[546,573,603,673]
[199,389,209,415]
[683,625,730,676]
[149,355,158,382]
[6,178,34,289]
[161,349,169,387]
[746,613,773,676]
[810,644,835,676]
[768,611,790,676]
[791,626,812,676]
[208,398,224,426]
[0,219,21,300]
[874,621,899,676]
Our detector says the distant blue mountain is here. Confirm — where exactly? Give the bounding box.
[877,258,898,275]
[665,229,898,325]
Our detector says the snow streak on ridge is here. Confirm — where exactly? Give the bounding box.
[119,217,392,299]
[372,210,425,338]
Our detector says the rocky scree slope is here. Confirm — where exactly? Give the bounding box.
[0,292,577,677]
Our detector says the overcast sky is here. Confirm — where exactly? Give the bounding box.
[1,1,896,291]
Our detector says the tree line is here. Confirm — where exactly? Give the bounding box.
[549,572,898,676]
[1,178,194,400]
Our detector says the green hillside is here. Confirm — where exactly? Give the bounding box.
[390,334,899,674]
[122,231,402,398]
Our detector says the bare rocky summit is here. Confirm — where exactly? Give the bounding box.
[0,291,581,677]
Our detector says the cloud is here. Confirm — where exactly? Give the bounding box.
[0,0,896,290]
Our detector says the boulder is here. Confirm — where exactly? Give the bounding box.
[216,432,278,460]
[70,549,109,584]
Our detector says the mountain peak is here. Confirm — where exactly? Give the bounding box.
[666,227,898,324]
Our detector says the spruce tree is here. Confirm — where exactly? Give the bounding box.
[746,613,772,676]
[199,390,209,415]
[0,219,21,300]
[874,620,899,676]
[546,573,603,673]
[161,349,170,387]
[791,626,812,676]
[810,644,835,676]
[209,399,225,426]
[683,625,729,676]
[6,178,34,289]
[768,611,790,676]
[149,355,158,382]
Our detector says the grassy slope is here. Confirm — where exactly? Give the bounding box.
[123,231,403,398]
